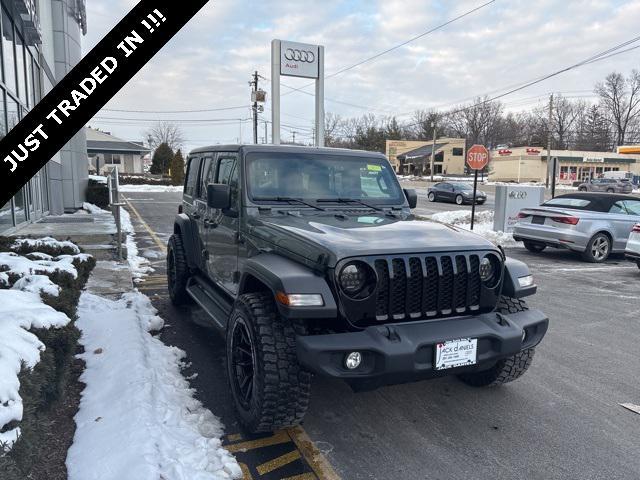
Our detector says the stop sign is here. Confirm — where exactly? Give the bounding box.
[466,144,489,170]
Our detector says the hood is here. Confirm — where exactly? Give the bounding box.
[249,212,496,267]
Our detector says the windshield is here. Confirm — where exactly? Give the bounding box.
[246,152,404,205]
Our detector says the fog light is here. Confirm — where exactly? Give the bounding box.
[518,275,534,288]
[345,351,362,370]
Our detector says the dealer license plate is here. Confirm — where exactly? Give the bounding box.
[435,338,478,370]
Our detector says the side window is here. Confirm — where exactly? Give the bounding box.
[622,200,640,215]
[216,155,238,184]
[199,156,214,200]
[609,201,625,214]
[185,157,201,197]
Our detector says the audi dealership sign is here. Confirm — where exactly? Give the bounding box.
[280,40,320,79]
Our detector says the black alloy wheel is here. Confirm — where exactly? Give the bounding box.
[230,317,256,409]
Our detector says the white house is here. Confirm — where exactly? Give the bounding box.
[86,127,150,175]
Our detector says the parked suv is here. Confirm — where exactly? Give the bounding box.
[578,178,633,193]
[168,145,549,433]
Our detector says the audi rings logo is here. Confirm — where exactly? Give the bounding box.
[284,48,316,63]
[509,190,528,199]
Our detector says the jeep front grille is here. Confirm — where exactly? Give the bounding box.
[372,254,483,322]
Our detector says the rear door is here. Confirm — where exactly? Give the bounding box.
[205,152,240,295]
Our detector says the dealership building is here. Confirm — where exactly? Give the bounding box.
[488,146,640,184]
[0,0,88,234]
[386,138,466,175]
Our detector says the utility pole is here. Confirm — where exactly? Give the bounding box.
[546,93,553,188]
[292,131,297,144]
[263,120,268,144]
[250,71,259,144]
[430,121,437,182]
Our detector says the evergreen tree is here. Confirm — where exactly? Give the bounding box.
[150,143,174,175]
[170,149,185,186]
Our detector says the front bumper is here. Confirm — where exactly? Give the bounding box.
[296,308,548,388]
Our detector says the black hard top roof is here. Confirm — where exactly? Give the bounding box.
[545,192,639,212]
[188,144,386,159]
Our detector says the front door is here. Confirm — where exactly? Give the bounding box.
[205,153,240,295]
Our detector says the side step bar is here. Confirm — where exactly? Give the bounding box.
[186,275,233,332]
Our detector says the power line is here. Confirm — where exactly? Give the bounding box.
[101,105,248,114]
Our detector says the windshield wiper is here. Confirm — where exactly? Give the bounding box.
[253,196,326,211]
[316,197,384,212]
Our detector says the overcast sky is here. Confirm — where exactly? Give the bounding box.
[84,0,640,153]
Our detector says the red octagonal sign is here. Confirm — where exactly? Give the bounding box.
[467,144,489,170]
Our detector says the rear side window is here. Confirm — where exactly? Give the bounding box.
[185,157,201,197]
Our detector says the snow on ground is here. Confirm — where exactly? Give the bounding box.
[430,210,517,247]
[0,290,70,449]
[12,236,81,254]
[11,275,60,297]
[118,184,184,193]
[67,292,241,480]
[82,202,107,215]
[119,206,154,279]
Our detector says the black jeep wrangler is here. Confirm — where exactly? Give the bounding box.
[168,145,549,433]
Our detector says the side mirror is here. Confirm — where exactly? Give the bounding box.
[207,183,231,209]
[403,188,417,209]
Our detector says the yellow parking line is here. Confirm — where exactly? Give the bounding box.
[282,473,317,480]
[239,463,253,480]
[123,198,167,254]
[227,433,243,442]
[287,427,341,480]
[256,450,302,475]
[226,430,291,453]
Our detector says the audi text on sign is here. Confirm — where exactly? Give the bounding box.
[280,40,320,79]
[467,144,490,171]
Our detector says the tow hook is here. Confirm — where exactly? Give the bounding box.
[376,325,400,342]
[496,312,511,327]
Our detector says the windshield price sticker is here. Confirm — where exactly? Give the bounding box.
[435,338,478,370]
[367,164,382,172]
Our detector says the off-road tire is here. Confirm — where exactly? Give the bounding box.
[523,241,546,253]
[578,187,587,192]
[606,188,615,193]
[582,232,611,263]
[227,292,311,433]
[455,194,464,205]
[636,260,640,270]
[167,234,191,305]
[428,192,436,202]
[458,296,535,387]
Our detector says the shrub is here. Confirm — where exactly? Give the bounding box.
[170,150,185,186]
[86,179,109,209]
[119,175,172,185]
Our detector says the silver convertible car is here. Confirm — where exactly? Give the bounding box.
[513,193,640,263]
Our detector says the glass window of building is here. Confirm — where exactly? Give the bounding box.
[6,95,18,130]
[15,31,26,104]
[2,9,16,95]
[13,187,26,223]
[0,200,12,226]
[0,89,6,138]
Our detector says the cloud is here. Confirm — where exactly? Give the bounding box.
[84,0,640,151]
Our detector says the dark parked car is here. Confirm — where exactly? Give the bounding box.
[428,182,487,205]
[168,145,548,433]
[578,178,633,194]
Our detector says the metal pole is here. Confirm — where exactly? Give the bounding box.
[470,169,479,230]
[315,45,325,147]
[430,121,437,181]
[264,120,268,144]
[551,157,557,198]
[271,40,281,145]
[546,93,553,188]
[252,71,259,144]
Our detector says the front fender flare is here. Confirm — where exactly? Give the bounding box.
[502,257,536,298]
[240,253,337,319]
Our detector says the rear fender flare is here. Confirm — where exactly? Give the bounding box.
[240,253,337,319]
[173,214,199,269]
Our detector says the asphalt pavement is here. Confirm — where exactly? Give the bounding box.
[122,190,640,480]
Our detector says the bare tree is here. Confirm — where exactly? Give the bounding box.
[409,110,445,140]
[595,70,640,147]
[145,121,186,151]
[550,95,584,149]
[448,97,503,147]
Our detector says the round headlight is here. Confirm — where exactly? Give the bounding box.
[479,254,502,288]
[339,262,375,298]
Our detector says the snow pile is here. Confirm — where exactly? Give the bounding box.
[83,202,107,214]
[119,184,184,193]
[430,210,517,247]
[12,237,81,254]
[11,275,61,297]
[0,252,81,279]
[67,292,240,480]
[89,175,108,184]
[0,290,70,449]
[119,207,153,279]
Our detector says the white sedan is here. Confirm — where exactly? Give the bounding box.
[626,224,640,270]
